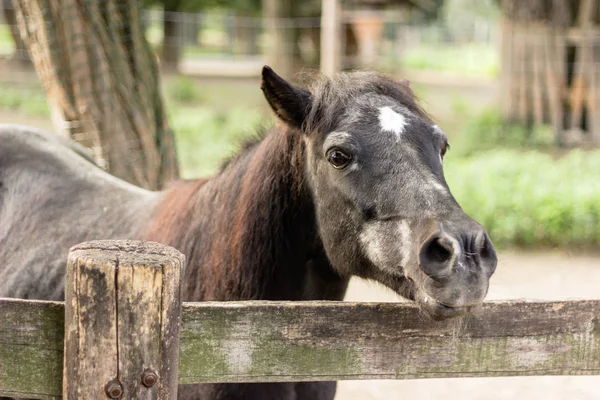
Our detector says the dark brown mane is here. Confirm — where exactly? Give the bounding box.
[143,125,309,301]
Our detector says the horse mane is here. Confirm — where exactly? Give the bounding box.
[144,125,308,301]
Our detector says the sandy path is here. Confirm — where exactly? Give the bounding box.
[335,250,600,399]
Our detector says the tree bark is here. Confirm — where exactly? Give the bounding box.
[263,0,296,79]
[13,0,179,190]
[2,0,30,66]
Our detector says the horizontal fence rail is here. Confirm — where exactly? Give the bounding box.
[1,298,600,399]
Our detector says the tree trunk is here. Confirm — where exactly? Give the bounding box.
[320,0,343,76]
[263,0,296,79]
[13,0,179,190]
[162,0,182,70]
[2,0,30,66]
[184,13,200,46]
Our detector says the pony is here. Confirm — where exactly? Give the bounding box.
[0,66,497,399]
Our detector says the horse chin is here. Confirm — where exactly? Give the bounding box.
[396,277,474,321]
[413,290,474,320]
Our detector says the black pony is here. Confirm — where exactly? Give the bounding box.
[0,66,497,399]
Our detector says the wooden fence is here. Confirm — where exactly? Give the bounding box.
[1,240,599,399]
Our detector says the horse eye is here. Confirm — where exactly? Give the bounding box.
[327,149,352,169]
[440,143,449,161]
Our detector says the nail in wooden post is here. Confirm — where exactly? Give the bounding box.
[63,240,185,399]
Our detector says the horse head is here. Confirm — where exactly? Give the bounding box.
[261,66,497,320]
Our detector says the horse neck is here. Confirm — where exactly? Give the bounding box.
[146,128,345,302]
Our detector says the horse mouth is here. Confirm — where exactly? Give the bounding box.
[416,293,474,320]
[398,277,475,320]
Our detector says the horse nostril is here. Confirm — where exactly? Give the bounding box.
[479,235,490,258]
[419,235,455,280]
[476,232,497,276]
[426,237,453,263]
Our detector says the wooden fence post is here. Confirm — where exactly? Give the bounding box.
[321,0,342,77]
[63,240,185,400]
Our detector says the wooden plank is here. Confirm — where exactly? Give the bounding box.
[2,298,600,398]
[569,0,597,132]
[63,240,185,400]
[0,299,63,399]
[499,18,514,119]
[517,25,529,123]
[532,26,545,126]
[590,41,600,144]
[320,0,343,77]
[178,300,600,383]
[555,31,568,144]
[544,28,563,139]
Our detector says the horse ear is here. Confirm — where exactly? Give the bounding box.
[261,66,312,130]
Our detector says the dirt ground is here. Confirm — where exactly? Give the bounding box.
[336,250,600,400]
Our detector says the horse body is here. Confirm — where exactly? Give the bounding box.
[0,124,159,300]
[0,66,497,400]
[0,124,344,399]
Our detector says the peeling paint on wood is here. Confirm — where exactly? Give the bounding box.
[2,296,600,399]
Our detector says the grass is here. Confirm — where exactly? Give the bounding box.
[0,25,14,56]
[171,105,267,178]
[0,84,50,117]
[399,43,499,78]
[450,108,557,156]
[165,75,205,105]
[446,149,600,250]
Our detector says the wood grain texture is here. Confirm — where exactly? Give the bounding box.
[0,299,63,399]
[1,298,600,399]
[63,240,185,400]
[178,300,600,383]
[12,0,179,190]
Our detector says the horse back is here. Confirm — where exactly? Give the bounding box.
[0,124,159,300]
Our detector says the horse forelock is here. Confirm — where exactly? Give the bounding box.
[304,72,432,136]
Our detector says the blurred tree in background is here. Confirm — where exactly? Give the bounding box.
[499,0,600,146]
[142,0,221,68]
[13,0,179,190]
[1,0,29,65]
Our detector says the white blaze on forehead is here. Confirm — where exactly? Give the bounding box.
[378,107,408,138]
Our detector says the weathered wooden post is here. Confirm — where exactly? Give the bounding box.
[63,240,185,400]
[320,0,343,77]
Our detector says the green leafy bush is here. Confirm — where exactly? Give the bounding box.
[166,76,204,105]
[0,85,50,117]
[445,149,600,249]
[171,105,266,178]
[451,108,556,157]
[399,43,499,78]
